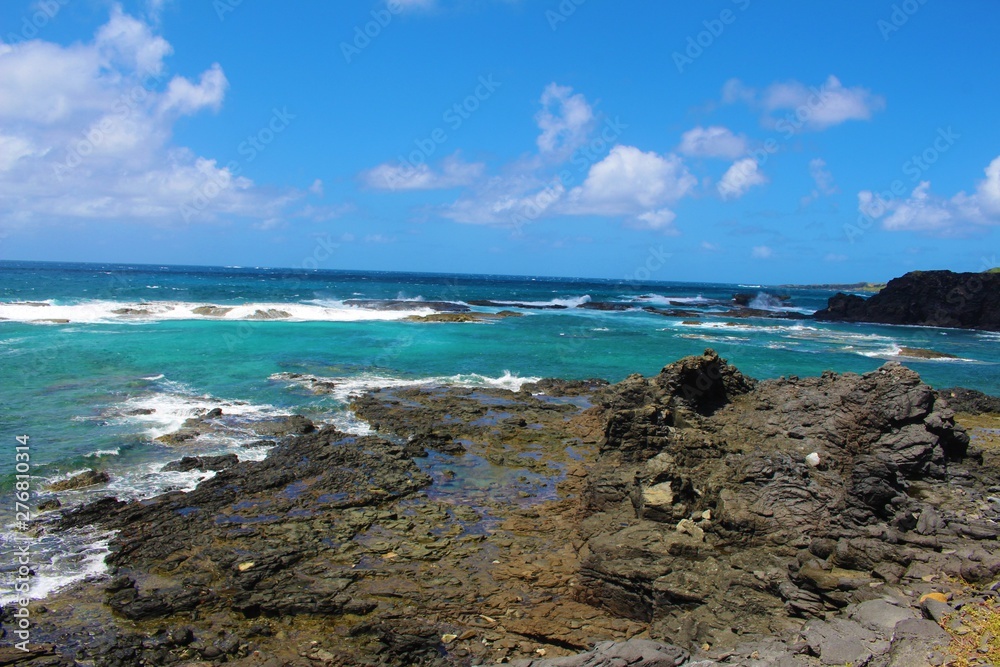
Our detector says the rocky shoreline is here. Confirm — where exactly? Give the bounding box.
[3,351,1000,666]
[815,270,1000,332]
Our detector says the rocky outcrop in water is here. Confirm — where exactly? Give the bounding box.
[814,269,1000,331]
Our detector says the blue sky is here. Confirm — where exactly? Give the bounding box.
[1,0,998,283]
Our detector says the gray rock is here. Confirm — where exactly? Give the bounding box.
[800,618,880,666]
[509,639,688,666]
[849,599,919,634]
[920,598,955,623]
[893,618,951,643]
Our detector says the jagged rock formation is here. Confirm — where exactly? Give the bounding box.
[814,269,1000,331]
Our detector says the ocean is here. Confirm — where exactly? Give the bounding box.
[1,260,998,603]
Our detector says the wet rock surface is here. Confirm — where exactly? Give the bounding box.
[4,350,1000,666]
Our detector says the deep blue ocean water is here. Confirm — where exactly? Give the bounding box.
[1,260,998,601]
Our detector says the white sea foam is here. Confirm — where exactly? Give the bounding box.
[84,448,120,458]
[0,299,438,324]
[0,530,114,606]
[853,345,978,362]
[633,294,713,305]
[113,379,280,439]
[490,295,591,308]
[272,370,541,405]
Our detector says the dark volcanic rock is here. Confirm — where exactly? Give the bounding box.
[161,454,239,472]
[577,351,992,649]
[59,427,431,622]
[937,386,1000,414]
[467,299,568,310]
[344,299,470,312]
[14,352,1000,666]
[248,414,315,436]
[47,469,110,491]
[814,269,1000,331]
[578,301,634,311]
[510,638,689,666]
[598,349,756,461]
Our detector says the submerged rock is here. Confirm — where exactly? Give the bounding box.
[48,469,110,491]
[161,454,239,472]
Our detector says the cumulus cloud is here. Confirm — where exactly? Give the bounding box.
[393,83,700,233]
[535,83,595,158]
[717,158,767,200]
[444,145,695,231]
[678,126,747,160]
[859,156,1000,235]
[363,154,485,191]
[723,75,885,131]
[564,145,696,216]
[631,209,679,234]
[0,4,312,231]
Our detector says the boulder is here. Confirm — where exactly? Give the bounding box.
[48,469,110,491]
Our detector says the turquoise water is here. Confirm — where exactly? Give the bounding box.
[1,260,998,600]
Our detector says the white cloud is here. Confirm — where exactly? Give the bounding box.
[565,145,696,216]
[974,156,1000,216]
[700,241,721,252]
[535,83,595,158]
[363,154,485,191]
[444,145,695,230]
[824,253,848,262]
[859,157,1000,235]
[752,245,773,259]
[721,78,756,105]
[95,5,173,76]
[868,182,955,233]
[717,158,767,200]
[0,5,311,231]
[309,179,324,196]
[678,126,747,160]
[631,209,679,234]
[159,63,228,115]
[808,158,836,195]
[724,75,885,131]
[0,135,39,172]
[801,157,837,207]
